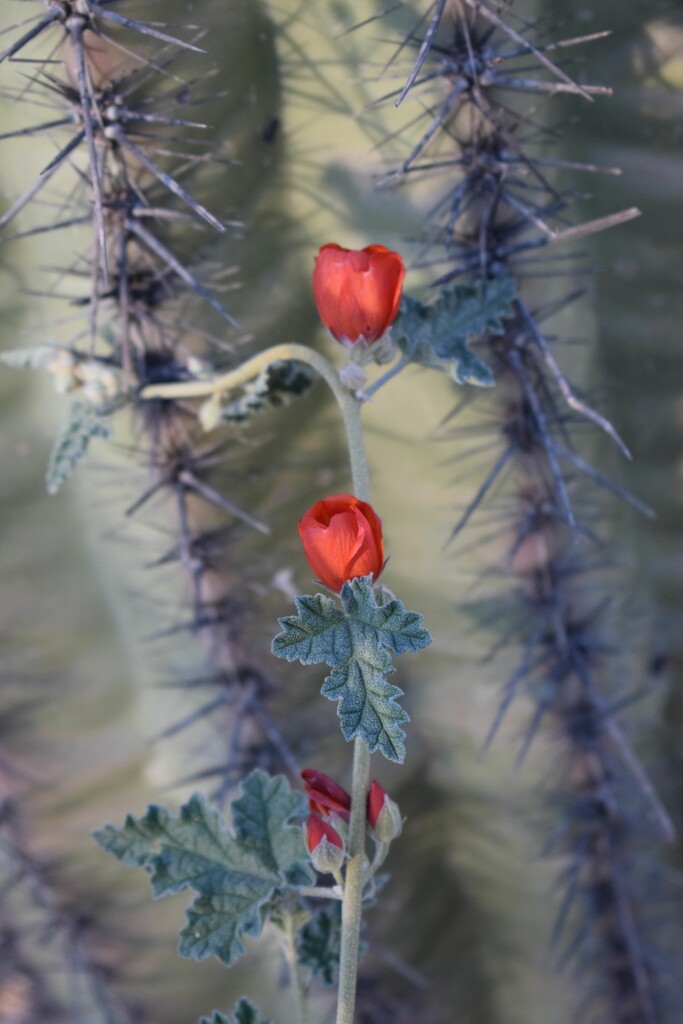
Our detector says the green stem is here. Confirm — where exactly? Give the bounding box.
[142,342,372,1024]
[336,737,371,1024]
[281,910,308,1024]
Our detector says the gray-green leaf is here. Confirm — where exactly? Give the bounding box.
[93,770,313,967]
[393,277,517,387]
[297,904,342,986]
[272,576,431,763]
[46,399,112,495]
[199,997,272,1024]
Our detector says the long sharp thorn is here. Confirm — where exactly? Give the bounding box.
[127,217,238,327]
[40,129,86,175]
[516,299,633,459]
[179,470,270,536]
[92,6,208,54]
[70,21,109,288]
[449,444,513,542]
[554,444,655,519]
[396,0,447,107]
[0,117,72,141]
[465,0,596,102]
[0,158,61,230]
[116,133,224,233]
[508,349,576,530]
[0,9,61,64]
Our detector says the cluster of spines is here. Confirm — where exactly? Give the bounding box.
[0,1,304,792]
[367,3,675,1022]
[0,2,309,1015]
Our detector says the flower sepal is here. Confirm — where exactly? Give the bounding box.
[305,815,346,878]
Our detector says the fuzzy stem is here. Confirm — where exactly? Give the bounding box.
[143,342,372,1023]
[297,885,344,901]
[336,738,371,1024]
[139,343,370,499]
[281,909,308,1024]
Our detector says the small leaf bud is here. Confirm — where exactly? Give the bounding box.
[339,362,367,393]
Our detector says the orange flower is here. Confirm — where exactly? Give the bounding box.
[298,494,384,593]
[312,243,405,345]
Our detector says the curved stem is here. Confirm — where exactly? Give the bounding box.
[142,342,372,1024]
[139,343,370,500]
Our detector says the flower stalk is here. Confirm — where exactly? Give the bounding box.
[142,340,374,1023]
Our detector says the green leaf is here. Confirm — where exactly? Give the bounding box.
[393,277,517,387]
[231,771,313,885]
[220,360,314,422]
[272,576,431,763]
[199,997,272,1024]
[93,770,313,967]
[297,904,342,986]
[46,399,112,495]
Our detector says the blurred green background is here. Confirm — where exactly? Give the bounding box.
[0,1,681,1021]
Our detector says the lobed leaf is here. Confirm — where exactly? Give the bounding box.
[297,904,342,986]
[93,771,312,967]
[393,276,517,387]
[46,399,112,495]
[272,576,431,763]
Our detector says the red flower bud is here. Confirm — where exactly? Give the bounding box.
[301,769,351,819]
[367,780,402,843]
[298,494,384,593]
[367,780,387,829]
[305,815,345,875]
[312,243,405,346]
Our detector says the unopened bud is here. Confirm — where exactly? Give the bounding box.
[305,815,345,875]
[339,362,367,393]
[366,780,402,843]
